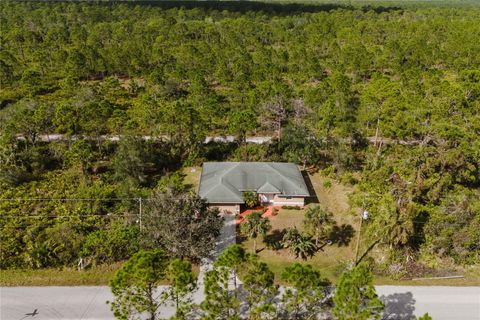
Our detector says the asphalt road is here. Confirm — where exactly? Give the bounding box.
[376,286,480,320]
[2,285,479,320]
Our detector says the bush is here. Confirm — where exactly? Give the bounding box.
[82,222,140,265]
[24,222,86,268]
[243,191,259,208]
[323,180,332,189]
[265,238,283,250]
[340,172,358,185]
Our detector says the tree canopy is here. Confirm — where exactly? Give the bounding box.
[1,0,479,275]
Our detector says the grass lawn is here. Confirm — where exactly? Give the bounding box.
[0,263,123,286]
[240,208,355,284]
[182,166,202,191]
[239,171,358,284]
[0,263,201,287]
[375,267,480,286]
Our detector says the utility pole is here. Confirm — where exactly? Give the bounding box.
[354,213,363,264]
[354,197,369,265]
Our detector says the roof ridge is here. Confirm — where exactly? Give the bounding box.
[267,163,298,182]
[202,162,243,198]
[258,180,280,193]
[266,163,309,195]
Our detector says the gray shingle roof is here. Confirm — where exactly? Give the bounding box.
[199,162,309,204]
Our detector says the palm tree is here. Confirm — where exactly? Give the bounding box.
[240,212,271,253]
[281,226,301,248]
[282,227,317,260]
[303,205,334,245]
[291,234,317,260]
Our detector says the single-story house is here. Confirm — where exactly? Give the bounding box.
[198,162,310,214]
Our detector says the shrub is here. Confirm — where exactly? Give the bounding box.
[323,180,332,189]
[82,222,140,265]
[243,191,259,208]
[340,172,358,185]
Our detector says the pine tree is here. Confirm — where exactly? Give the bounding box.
[241,255,278,320]
[109,250,169,320]
[164,259,197,319]
[333,263,384,320]
[280,263,330,319]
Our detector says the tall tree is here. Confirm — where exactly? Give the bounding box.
[261,95,287,141]
[112,136,147,187]
[229,109,257,144]
[240,255,278,320]
[201,267,241,320]
[303,205,334,246]
[278,125,321,169]
[64,139,94,179]
[142,189,223,262]
[109,250,169,320]
[280,263,330,320]
[214,244,247,295]
[240,212,272,253]
[332,263,384,320]
[164,259,197,319]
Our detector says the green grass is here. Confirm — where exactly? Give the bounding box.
[182,166,202,192]
[375,268,480,286]
[240,208,356,284]
[0,263,201,287]
[239,172,358,284]
[0,263,123,286]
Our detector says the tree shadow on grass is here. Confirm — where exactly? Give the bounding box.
[380,292,416,320]
[328,224,355,247]
[264,229,286,251]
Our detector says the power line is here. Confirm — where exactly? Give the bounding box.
[0,198,143,201]
[0,214,139,218]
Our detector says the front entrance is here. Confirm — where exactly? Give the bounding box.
[259,193,275,205]
[210,204,240,215]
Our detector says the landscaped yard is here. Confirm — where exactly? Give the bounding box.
[238,171,359,284]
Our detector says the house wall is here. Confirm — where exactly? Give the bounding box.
[209,203,240,215]
[272,195,305,206]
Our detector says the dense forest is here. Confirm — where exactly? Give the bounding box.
[0,0,479,275]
